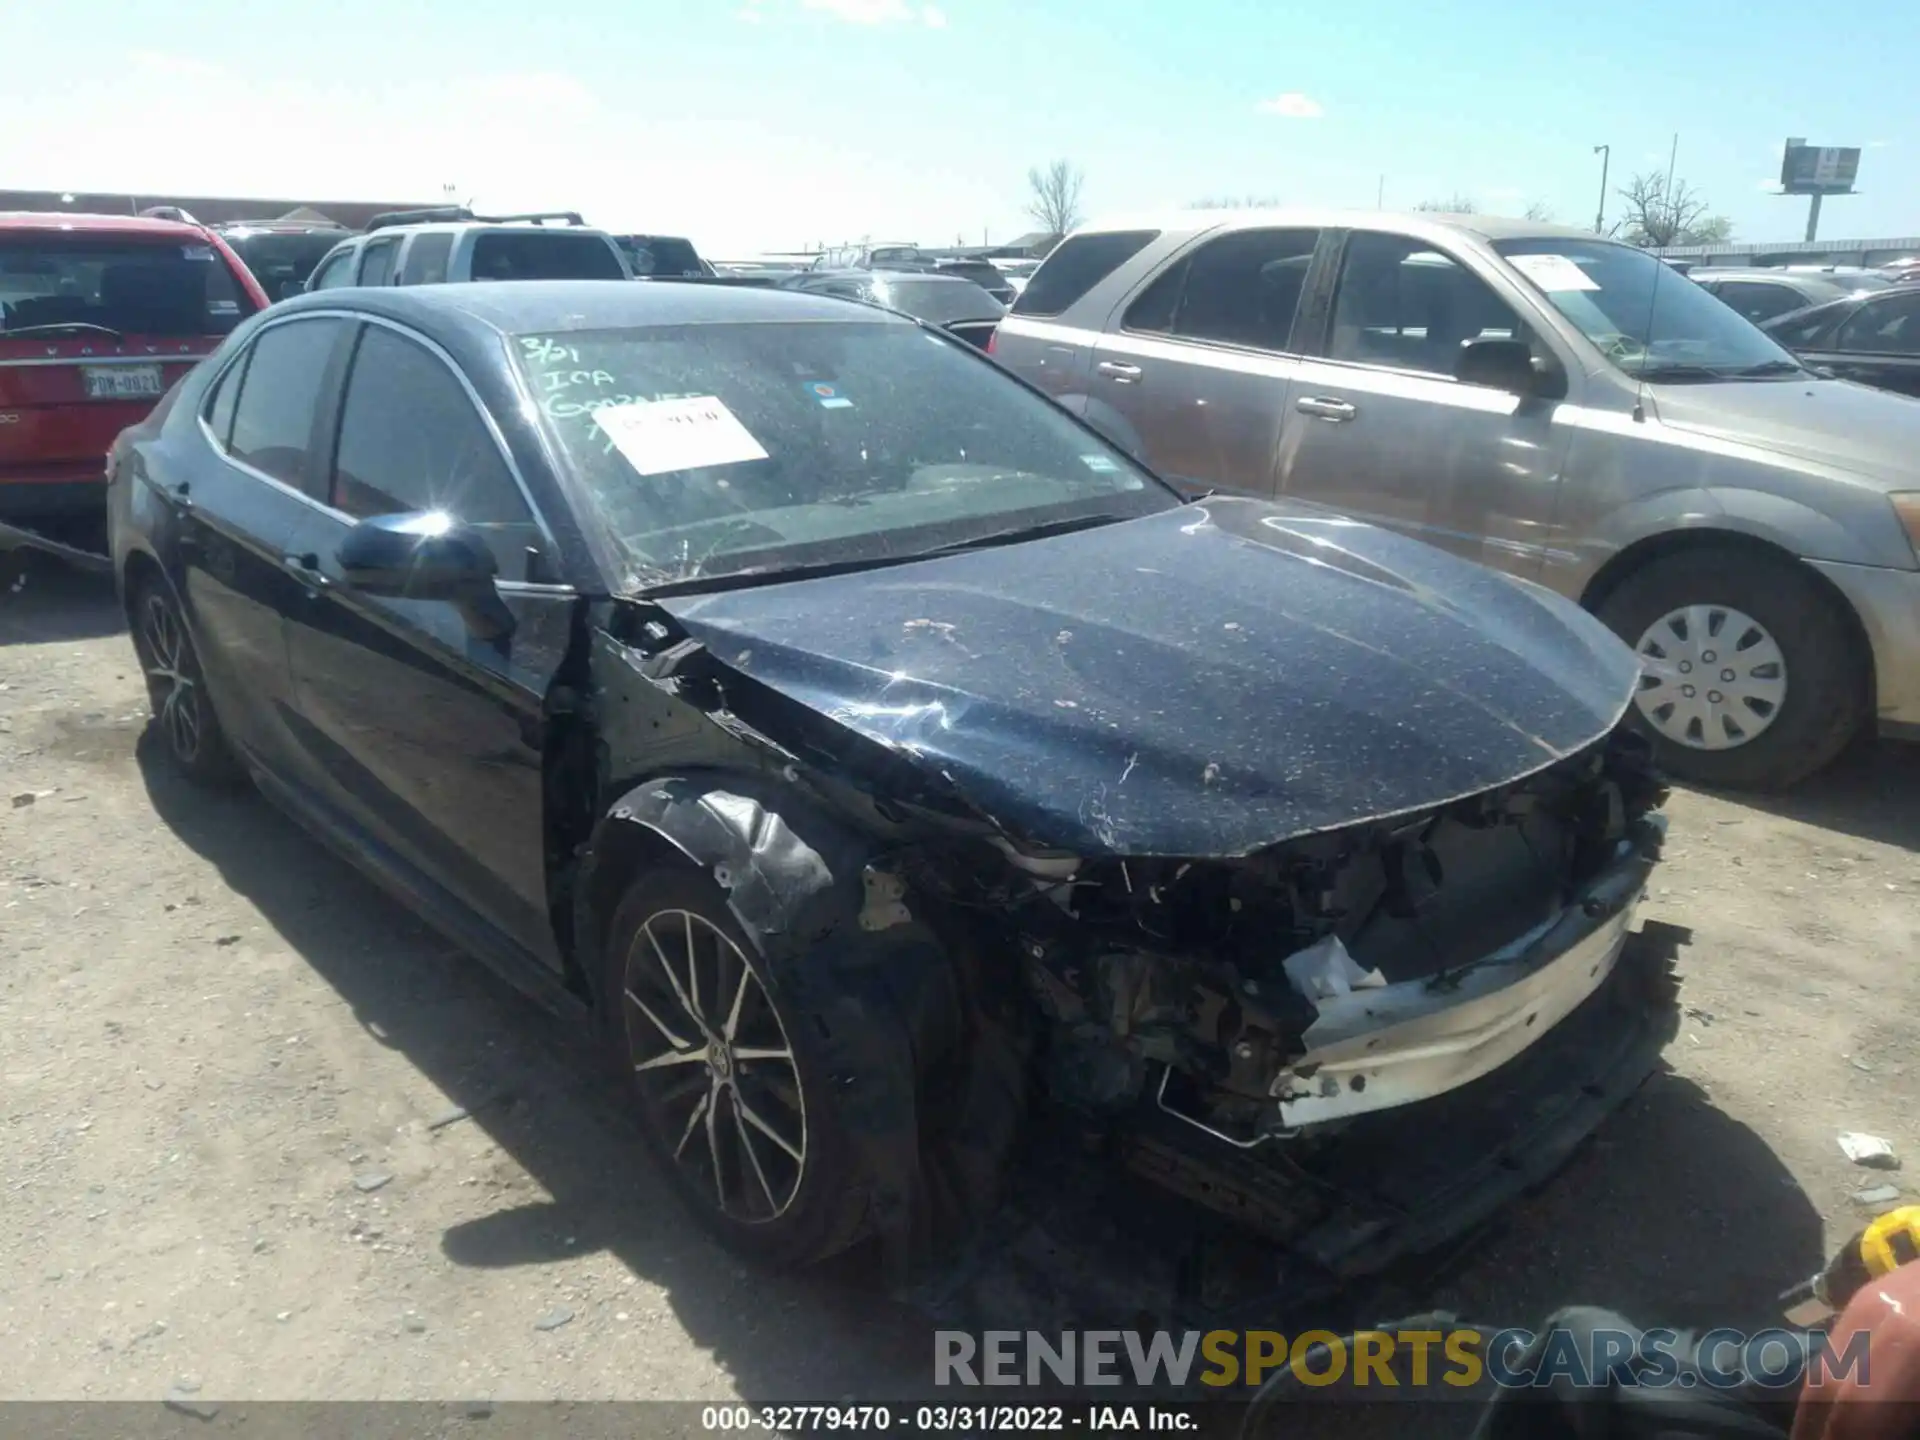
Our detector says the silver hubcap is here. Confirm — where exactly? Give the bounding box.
[139,593,202,763]
[622,910,806,1223]
[1632,604,1786,751]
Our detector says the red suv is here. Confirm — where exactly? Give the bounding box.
[0,212,268,526]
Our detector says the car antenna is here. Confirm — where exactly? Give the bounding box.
[1632,248,1669,425]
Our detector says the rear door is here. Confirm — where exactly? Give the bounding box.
[175,314,352,771]
[1084,227,1321,497]
[1277,229,1568,578]
[992,230,1160,407]
[0,230,257,516]
[280,319,571,966]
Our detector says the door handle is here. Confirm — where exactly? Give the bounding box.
[1096,360,1143,383]
[283,552,328,588]
[1295,396,1357,422]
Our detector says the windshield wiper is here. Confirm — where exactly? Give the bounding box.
[1722,359,1807,379]
[1635,362,1737,383]
[0,322,127,341]
[915,511,1134,557]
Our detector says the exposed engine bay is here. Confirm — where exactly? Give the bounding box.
[892,728,1669,1246]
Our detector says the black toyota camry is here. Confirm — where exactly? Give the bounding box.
[106,281,1676,1284]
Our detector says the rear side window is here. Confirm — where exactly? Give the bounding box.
[1715,281,1811,325]
[226,318,345,492]
[204,353,246,446]
[1010,231,1158,317]
[1765,301,1846,347]
[402,234,454,285]
[358,238,401,287]
[330,326,540,579]
[1837,293,1920,355]
[1156,228,1319,352]
[0,237,256,337]
[469,232,627,281]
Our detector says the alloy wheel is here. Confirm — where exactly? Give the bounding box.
[622,910,807,1223]
[139,592,205,765]
[1632,603,1787,751]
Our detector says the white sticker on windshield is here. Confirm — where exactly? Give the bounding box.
[182,245,215,261]
[1080,454,1119,473]
[592,396,769,476]
[1508,253,1600,292]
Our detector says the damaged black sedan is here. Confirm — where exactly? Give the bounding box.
[106,281,1676,1283]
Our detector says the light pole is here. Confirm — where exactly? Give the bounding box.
[1593,144,1610,233]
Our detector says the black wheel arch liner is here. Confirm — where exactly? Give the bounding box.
[576,770,1007,1280]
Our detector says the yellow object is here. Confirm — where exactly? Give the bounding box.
[1857,1205,1920,1279]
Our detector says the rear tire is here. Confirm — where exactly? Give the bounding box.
[127,578,244,787]
[1596,548,1866,790]
[600,868,871,1269]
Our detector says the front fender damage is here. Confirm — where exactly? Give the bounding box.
[579,763,1027,1283]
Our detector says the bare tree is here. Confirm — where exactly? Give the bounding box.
[1615,171,1730,247]
[1523,199,1555,222]
[1187,194,1283,210]
[1025,160,1086,239]
[1413,193,1478,213]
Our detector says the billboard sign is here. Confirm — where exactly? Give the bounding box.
[1780,141,1861,194]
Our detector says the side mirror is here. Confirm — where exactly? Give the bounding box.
[1455,337,1565,400]
[336,511,514,642]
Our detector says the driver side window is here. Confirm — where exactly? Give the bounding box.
[1329,233,1529,382]
[329,325,543,581]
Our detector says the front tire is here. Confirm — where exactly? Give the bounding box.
[1597,548,1866,790]
[601,869,870,1268]
[128,579,243,787]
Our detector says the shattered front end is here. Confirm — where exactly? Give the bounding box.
[909,726,1678,1277]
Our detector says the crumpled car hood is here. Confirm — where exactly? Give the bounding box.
[657,498,1639,857]
[1651,378,1920,489]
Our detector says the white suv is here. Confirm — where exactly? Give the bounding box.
[304,209,629,291]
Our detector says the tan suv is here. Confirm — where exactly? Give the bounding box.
[992,210,1920,789]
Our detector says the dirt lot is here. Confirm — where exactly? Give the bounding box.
[4,554,1919,1406]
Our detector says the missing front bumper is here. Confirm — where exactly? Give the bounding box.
[1269,827,1663,1130]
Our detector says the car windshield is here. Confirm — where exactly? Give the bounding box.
[867,277,1005,324]
[1493,237,1805,380]
[0,236,256,337]
[222,230,344,301]
[516,319,1175,588]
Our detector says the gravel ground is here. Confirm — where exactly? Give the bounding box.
[4,554,1918,1407]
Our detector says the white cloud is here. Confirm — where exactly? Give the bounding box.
[922,4,947,26]
[1868,139,1891,149]
[1755,177,1782,192]
[1254,92,1323,119]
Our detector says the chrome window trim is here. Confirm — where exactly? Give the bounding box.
[195,307,571,581]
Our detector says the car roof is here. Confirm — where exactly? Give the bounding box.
[1073,206,1609,247]
[0,211,210,240]
[272,278,915,336]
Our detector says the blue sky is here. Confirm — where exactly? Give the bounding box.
[9,0,1916,255]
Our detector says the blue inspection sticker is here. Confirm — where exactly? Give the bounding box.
[807,381,854,409]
